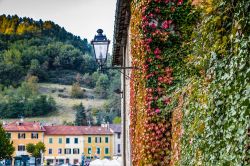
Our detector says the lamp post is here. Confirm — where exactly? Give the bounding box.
[40,150,44,166]
[92,29,137,166]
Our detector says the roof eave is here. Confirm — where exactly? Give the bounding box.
[112,0,131,66]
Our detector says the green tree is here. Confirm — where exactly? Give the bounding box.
[112,117,121,124]
[95,74,110,98]
[28,59,47,81]
[26,142,45,158]
[0,124,15,160]
[26,143,35,154]
[33,142,46,157]
[74,103,88,126]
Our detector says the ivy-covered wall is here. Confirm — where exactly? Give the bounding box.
[181,0,249,165]
[129,0,249,165]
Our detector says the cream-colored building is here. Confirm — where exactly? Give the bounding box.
[44,125,113,165]
[44,126,84,165]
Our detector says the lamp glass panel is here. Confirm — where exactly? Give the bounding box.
[93,41,109,63]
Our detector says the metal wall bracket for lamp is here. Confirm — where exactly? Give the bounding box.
[91,29,138,71]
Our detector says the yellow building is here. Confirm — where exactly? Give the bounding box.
[3,121,114,165]
[82,126,113,160]
[3,120,45,157]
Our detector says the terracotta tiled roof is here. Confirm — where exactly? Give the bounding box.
[80,126,113,135]
[44,126,82,135]
[109,124,121,133]
[44,126,113,135]
[3,121,113,135]
[3,121,45,132]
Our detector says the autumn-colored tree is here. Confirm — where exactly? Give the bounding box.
[71,82,85,98]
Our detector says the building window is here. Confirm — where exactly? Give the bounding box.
[74,138,78,144]
[105,147,109,154]
[66,138,70,144]
[117,133,121,139]
[73,148,80,154]
[18,145,25,151]
[49,149,53,154]
[18,133,25,139]
[96,147,101,154]
[49,138,53,144]
[31,132,38,139]
[88,137,91,143]
[95,137,101,143]
[65,148,71,154]
[88,147,92,154]
[58,138,62,144]
[58,148,62,154]
[118,144,121,153]
[105,137,109,143]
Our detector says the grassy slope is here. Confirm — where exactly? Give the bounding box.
[4,83,106,124]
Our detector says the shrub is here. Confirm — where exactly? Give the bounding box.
[70,82,85,99]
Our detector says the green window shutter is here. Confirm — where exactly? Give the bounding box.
[105,137,108,143]
[97,147,100,154]
[49,138,53,144]
[74,138,78,144]
[88,148,92,154]
[59,138,62,144]
[88,137,91,143]
[105,147,109,154]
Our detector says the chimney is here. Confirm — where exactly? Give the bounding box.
[88,120,91,127]
[107,121,110,130]
[101,119,107,128]
[18,117,23,126]
[3,121,7,126]
[40,122,43,129]
[20,117,24,125]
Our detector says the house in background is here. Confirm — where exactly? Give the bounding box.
[109,124,122,157]
[43,125,114,165]
[3,120,45,157]
[43,125,84,165]
[81,126,114,160]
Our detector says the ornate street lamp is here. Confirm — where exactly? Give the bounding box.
[91,29,110,70]
[92,29,137,71]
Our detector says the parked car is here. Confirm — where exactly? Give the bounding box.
[0,159,12,166]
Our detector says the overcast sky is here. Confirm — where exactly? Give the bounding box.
[0,0,117,50]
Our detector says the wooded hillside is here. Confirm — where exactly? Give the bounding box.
[0,15,121,122]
